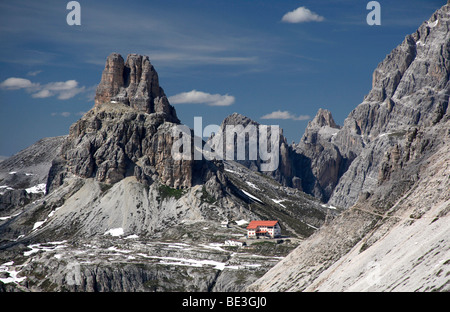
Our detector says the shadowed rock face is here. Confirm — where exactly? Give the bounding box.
[293,109,347,203]
[95,53,178,120]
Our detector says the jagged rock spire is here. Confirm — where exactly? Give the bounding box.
[94,53,178,120]
[309,108,339,129]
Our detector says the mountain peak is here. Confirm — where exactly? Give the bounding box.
[299,108,340,145]
[310,108,339,129]
[221,112,259,128]
[94,53,178,121]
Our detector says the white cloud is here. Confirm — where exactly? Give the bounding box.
[1,77,87,100]
[39,80,85,100]
[44,80,78,91]
[281,7,325,23]
[169,90,235,106]
[32,89,52,98]
[51,112,71,117]
[0,77,39,90]
[26,70,42,77]
[261,110,310,121]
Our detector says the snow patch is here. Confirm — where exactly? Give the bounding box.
[271,198,286,208]
[140,254,229,271]
[107,246,131,253]
[235,219,249,226]
[0,261,26,284]
[1,261,14,267]
[32,221,45,230]
[306,223,319,230]
[200,243,227,252]
[0,212,20,221]
[47,207,62,218]
[241,190,263,203]
[31,206,62,231]
[167,244,184,249]
[321,203,337,210]
[378,132,391,138]
[0,185,14,195]
[245,181,260,190]
[158,242,191,248]
[23,241,67,257]
[104,228,124,237]
[428,19,439,28]
[318,126,339,137]
[25,183,46,194]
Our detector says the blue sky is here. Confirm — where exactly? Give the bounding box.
[0,0,445,156]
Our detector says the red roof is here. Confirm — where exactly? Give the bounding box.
[247,220,278,229]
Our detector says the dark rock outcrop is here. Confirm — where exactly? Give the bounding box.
[293,109,348,202]
[0,190,41,213]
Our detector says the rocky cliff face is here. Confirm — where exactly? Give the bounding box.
[328,4,450,208]
[0,136,66,189]
[0,136,66,214]
[95,53,178,118]
[247,2,450,292]
[48,105,193,189]
[293,109,347,202]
